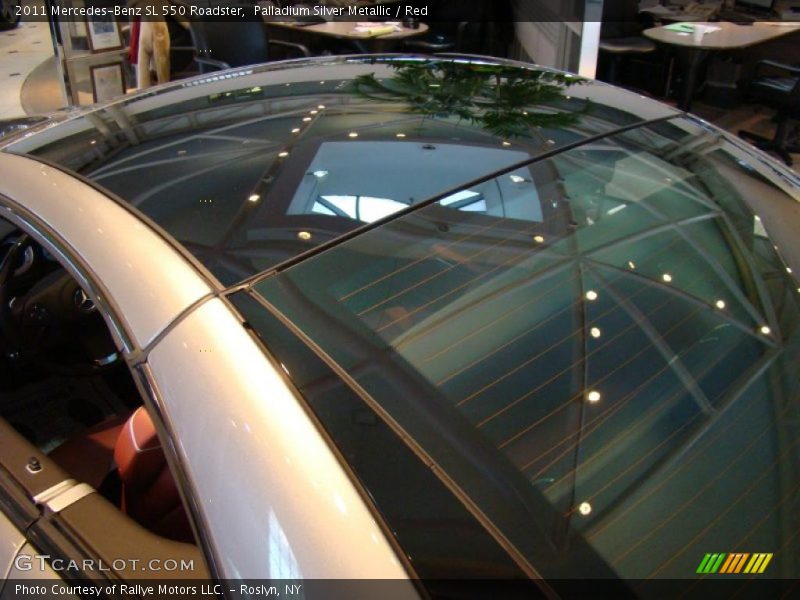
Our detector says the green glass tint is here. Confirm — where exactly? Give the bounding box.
[248,116,800,582]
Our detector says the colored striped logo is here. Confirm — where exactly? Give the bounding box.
[696,553,773,574]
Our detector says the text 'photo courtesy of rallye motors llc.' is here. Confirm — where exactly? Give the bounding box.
[11,583,306,598]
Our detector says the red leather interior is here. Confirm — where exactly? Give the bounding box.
[114,407,194,543]
[50,414,129,489]
[50,406,193,544]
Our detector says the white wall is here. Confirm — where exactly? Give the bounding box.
[511,1,603,78]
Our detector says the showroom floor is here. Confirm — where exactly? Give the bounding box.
[0,20,59,118]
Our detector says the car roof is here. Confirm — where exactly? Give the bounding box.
[3,55,683,287]
[4,55,800,585]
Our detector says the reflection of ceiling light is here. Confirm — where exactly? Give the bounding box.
[760,325,771,335]
[348,132,358,138]
[578,502,592,516]
[590,327,601,339]
[429,83,440,88]
[396,133,406,138]
[278,151,289,158]
[312,170,328,178]
[297,231,312,241]
[787,267,793,274]
[662,273,673,283]
[90,140,97,145]
[309,110,318,115]
[502,141,511,147]
[533,235,545,244]
[292,128,300,133]
[317,104,325,109]
[319,81,325,84]
[248,194,260,202]
[509,174,527,184]
[586,390,601,403]
[628,261,636,270]
[715,299,726,310]
[176,149,186,155]
[303,117,312,122]
[607,204,626,216]
[585,290,598,301]
[754,215,761,221]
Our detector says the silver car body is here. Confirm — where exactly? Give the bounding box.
[0,152,409,582]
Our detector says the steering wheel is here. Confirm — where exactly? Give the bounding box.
[0,233,121,376]
[0,233,31,308]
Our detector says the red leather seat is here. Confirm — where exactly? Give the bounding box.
[114,406,194,543]
[50,414,129,489]
[50,406,193,544]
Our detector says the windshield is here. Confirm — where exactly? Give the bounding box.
[242,115,800,585]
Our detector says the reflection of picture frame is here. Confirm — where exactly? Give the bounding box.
[85,17,123,52]
[90,62,125,103]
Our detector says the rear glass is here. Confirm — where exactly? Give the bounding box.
[246,116,800,586]
[231,292,550,595]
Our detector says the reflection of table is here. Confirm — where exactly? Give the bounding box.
[266,21,428,53]
[644,21,800,111]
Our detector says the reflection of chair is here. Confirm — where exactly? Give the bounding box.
[740,60,800,166]
[167,16,196,79]
[188,20,309,73]
[403,22,470,53]
[403,0,504,55]
[599,0,656,85]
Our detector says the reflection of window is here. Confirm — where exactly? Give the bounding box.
[312,191,487,224]
[439,190,486,212]
[360,197,409,223]
[312,195,408,224]
[268,509,303,580]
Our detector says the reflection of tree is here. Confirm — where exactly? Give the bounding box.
[351,60,587,138]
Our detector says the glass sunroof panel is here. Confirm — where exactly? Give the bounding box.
[244,117,800,586]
